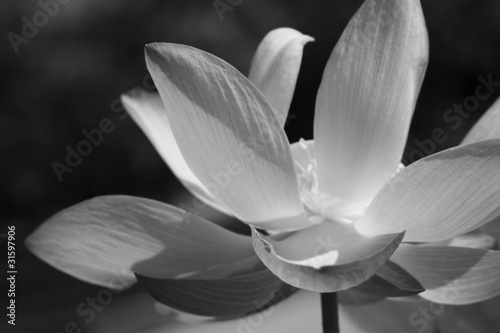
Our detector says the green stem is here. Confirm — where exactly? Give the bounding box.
[321,292,339,333]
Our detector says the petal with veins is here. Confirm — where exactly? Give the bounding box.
[391,244,500,304]
[121,92,232,215]
[25,196,256,289]
[314,0,428,211]
[356,140,500,242]
[145,43,309,231]
[248,28,314,126]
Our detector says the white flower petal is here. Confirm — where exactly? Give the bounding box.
[462,96,500,144]
[145,43,309,230]
[314,0,429,211]
[391,244,500,304]
[121,92,232,215]
[25,196,255,289]
[355,140,500,242]
[252,226,404,292]
[248,28,314,126]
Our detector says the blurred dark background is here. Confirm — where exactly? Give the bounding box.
[1,0,500,332]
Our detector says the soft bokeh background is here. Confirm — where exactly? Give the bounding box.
[1,0,500,332]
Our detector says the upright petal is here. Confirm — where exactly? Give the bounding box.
[145,43,309,231]
[314,0,429,213]
[355,140,500,242]
[391,244,500,304]
[121,92,232,215]
[25,196,255,289]
[462,96,500,144]
[248,28,314,126]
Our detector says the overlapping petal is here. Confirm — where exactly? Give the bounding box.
[145,43,309,231]
[462,96,500,144]
[248,28,314,126]
[252,226,405,292]
[121,92,232,215]
[355,140,500,242]
[25,196,255,289]
[338,261,424,305]
[391,244,500,304]
[314,0,429,214]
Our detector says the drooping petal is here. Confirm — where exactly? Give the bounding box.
[252,227,404,292]
[136,266,296,318]
[248,28,314,126]
[145,43,309,231]
[25,196,256,289]
[121,92,232,215]
[462,96,500,144]
[314,0,429,213]
[338,261,424,305]
[356,140,500,242]
[391,244,500,304]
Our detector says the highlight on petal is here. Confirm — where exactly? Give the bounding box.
[391,244,500,304]
[462,95,500,145]
[439,232,497,250]
[121,91,232,215]
[25,196,255,289]
[356,140,500,242]
[145,43,309,231]
[248,28,314,126]
[314,0,429,213]
[252,226,405,292]
[136,266,296,318]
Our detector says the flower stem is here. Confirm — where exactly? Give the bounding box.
[321,292,339,333]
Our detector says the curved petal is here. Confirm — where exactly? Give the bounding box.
[25,196,256,289]
[356,140,500,242]
[254,221,404,269]
[248,28,314,126]
[462,96,500,144]
[121,92,232,215]
[136,267,296,318]
[252,227,404,292]
[145,43,309,231]
[314,0,429,213]
[391,244,500,304]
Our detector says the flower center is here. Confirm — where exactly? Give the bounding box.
[294,139,370,225]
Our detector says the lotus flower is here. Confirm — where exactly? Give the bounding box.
[26,0,500,320]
